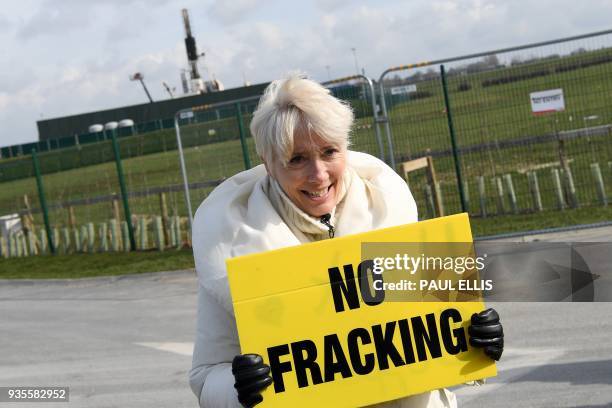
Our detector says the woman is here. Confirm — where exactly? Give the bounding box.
[189,74,503,407]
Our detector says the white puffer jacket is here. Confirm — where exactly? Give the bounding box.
[189,151,457,408]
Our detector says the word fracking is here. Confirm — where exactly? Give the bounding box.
[266,308,467,393]
[265,261,470,393]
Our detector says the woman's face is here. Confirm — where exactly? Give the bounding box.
[265,132,346,217]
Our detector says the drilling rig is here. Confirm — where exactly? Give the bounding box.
[182,8,223,94]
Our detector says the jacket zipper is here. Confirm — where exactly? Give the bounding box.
[320,214,335,239]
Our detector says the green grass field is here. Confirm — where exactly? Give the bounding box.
[1,47,611,237]
[0,249,195,279]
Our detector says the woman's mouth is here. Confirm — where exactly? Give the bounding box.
[301,185,332,200]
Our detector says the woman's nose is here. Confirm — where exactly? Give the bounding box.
[306,159,328,183]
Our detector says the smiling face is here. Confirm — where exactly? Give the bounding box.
[265,131,347,217]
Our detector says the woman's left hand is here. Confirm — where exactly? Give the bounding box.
[468,308,504,361]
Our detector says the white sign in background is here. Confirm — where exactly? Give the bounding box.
[0,213,21,241]
[530,88,565,114]
[179,111,195,120]
[391,84,418,95]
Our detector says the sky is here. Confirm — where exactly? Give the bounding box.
[1,0,612,148]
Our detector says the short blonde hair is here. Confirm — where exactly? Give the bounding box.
[249,73,354,165]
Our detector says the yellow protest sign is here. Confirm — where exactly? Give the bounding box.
[227,213,496,407]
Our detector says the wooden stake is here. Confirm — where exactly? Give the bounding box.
[22,194,35,234]
[528,172,543,212]
[175,216,182,249]
[62,228,71,254]
[462,180,470,213]
[423,184,435,219]
[139,217,148,250]
[68,206,77,229]
[552,169,566,210]
[80,225,88,253]
[121,221,130,252]
[159,192,170,246]
[563,166,579,209]
[110,219,120,252]
[74,228,81,252]
[38,229,48,255]
[493,177,505,215]
[503,174,518,214]
[155,216,165,251]
[87,222,95,253]
[112,198,121,222]
[0,235,6,258]
[591,163,608,206]
[477,176,487,218]
[434,181,445,217]
[99,223,108,252]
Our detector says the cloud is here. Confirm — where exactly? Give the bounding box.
[0,13,12,32]
[16,2,92,40]
[314,0,350,12]
[207,0,265,25]
[3,0,612,148]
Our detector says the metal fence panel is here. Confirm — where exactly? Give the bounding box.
[379,29,612,220]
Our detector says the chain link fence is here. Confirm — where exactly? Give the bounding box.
[1,29,612,258]
[378,29,612,221]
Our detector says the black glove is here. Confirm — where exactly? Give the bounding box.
[468,308,504,361]
[232,354,273,407]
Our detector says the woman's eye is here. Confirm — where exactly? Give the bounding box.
[324,148,338,156]
[289,155,304,164]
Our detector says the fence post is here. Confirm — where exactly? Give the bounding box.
[477,176,487,218]
[109,126,136,251]
[62,228,71,254]
[38,229,48,255]
[462,180,470,213]
[139,216,148,250]
[440,65,467,213]
[99,223,108,252]
[377,78,396,169]
[174,215,182,249]
[52,228,59,255]
[110,220,120,252]
[74,227,81,252]
[121,221,130,252]
[18,232,27,257]
[503,174,518,214]
[552,169,566,210]
[87,222,95,253]
[528,172,543,212]
[235,102,252,170]
[363,77,385,162]
[434,181,445,217]
[562,167,579,209]
[174,113,194,229]
[32,149,55,254]
[159,192,170,246]
[590,163,607,206]
[155,216,165,251]
[27,229,38,256]
[493,177,505,215]
[0,235,6,258]
[423,184,435,218]
[169,217,177,247]
[80,225,88,252]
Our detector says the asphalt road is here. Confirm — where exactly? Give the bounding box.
[1,225,612,408]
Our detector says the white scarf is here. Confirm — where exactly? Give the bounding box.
[265,167,353,242]
[191,151,418,316]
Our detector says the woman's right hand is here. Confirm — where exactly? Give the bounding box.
[232,354,273,407]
